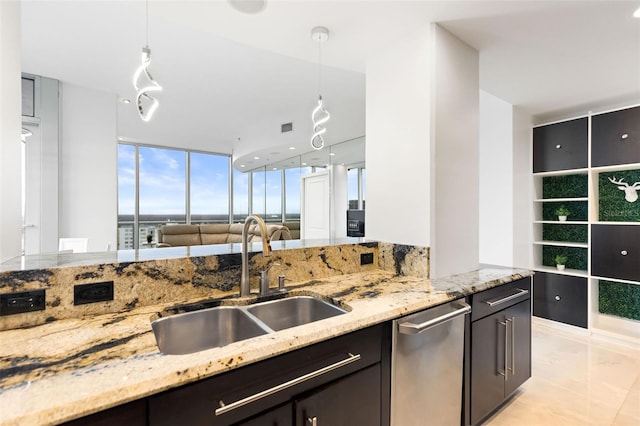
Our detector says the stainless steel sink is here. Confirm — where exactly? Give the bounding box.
[151,306,270,355]
[246,296,347,331]
[151,296,347,354]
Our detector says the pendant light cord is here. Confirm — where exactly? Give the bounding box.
[318,41,322,97]
[145,0,149,47]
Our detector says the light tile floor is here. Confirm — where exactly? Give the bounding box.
[485,320,640,426]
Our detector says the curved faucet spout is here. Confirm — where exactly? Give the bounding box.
[240,215,272,297]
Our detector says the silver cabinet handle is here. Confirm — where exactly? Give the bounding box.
[398,302,470,334]
[621,133,629,140]
[308,416,318,425]
[555,295,561,301]
[555,144,562,149]
[621,250,628,256]
[215,353,361,415]
[497,320,507,378]
[509,317,515,376]
[485,288,529,307]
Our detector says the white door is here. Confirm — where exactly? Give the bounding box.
[21,121,42,254]
[301,172,330,239]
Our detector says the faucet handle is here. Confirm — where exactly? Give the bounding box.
[259,263,281,296]
[278,274,291,291]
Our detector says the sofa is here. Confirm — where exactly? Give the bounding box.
[156,223,292,248]
[282,222,300,239]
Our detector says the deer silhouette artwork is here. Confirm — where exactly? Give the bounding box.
[608,177,640,203]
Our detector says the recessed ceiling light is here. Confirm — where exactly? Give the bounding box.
[240,164,245,168]
[121,98,131,104]
[254,156,260,160]
[302,162,307,166]
[634,6,640,17]
[272,167,277,171]
[329,152,336,156]
[289,146,296,150]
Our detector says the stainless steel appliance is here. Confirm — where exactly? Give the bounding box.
[391,299,471,426]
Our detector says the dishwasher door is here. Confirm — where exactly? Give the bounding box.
[391,299,471,426]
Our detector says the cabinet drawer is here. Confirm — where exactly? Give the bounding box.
[149,324,384,426]
[592,106,640,167]
[533,272,587,328]
[471,277,531,322]
[533,117,588,172]
[592,225,640,282]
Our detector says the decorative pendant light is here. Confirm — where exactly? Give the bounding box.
[310,26,330,150]
[133,0,162,122]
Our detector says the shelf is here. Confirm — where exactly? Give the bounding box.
[591,163,640,173]
[591,275,640,286]
[533,197,589,202]
[533,240,588,248]
[533,266,589,278]
[533,220,589,224]
[592,221,640,226]
[533,168,589,177]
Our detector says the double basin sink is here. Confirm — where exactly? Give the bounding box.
[151,296,348,355]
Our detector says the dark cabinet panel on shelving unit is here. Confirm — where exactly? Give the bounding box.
[592,225,640,282]
[592,106,640,167]
[533,117,588,172]
[533,272,587,328]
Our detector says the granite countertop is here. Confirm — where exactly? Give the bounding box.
[0,267,532,426]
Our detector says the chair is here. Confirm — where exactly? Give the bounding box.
[58,238,89,253]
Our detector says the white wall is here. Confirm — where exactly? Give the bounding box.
[479,90,513,266]
[365,24,432,247]
[59,83,117,252]
[512,106,533,268]
[430,25,479,278]
[0,1,22,262]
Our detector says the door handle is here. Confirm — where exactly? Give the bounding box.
[215,353,361,415]
[497,320,507,379]
[484,288,529,307]
[506,317,515,376]
[398,301,470,334]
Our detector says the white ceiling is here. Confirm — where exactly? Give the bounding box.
[21,0,640,168]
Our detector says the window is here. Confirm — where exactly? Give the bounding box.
[265,169,282,222]
[117,144,231,249]
[347,167,366,210]
[233,168,249,223]
[190,152,230,224]
[252,170,266,217]
[285,168,302,222]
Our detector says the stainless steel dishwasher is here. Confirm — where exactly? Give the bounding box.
[391,299,471,426]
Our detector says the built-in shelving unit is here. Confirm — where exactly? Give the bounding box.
[531,104,640,343]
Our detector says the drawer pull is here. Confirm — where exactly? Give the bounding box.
[484,288,529,307]
[555,295,561,301]
[621,250,628,256]
[555,144,562,149]
[215,353,361,415]
[621,133,629,140]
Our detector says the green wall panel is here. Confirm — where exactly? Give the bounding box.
[599,280,640,321]
[543,174,588,199]
[542,246,587,270]
[542,201,588,221]
[542,223,588,243]
[598,169,640,222]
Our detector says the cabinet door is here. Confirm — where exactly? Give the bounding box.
[592,106,640,167]
[236,403,292,426]
[533,117,588,172]
[503,300,531,397]
[295,364,381,426]
[470,312,506,425]
[592,224,640,282]
[533,272,588,328]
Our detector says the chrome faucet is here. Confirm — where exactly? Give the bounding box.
[240,215,272,297]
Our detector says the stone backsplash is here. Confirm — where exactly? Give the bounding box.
[0,241,430,331]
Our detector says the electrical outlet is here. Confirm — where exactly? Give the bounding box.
[74,281,114,305]
[0,290,46,316]
[360,252,374,265]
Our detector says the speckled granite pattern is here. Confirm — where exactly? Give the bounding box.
[0,242,379,331]
[379,242,429,277]
[0,266,532,426]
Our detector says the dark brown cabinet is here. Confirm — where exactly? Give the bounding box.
[533,117,588,172]
[294,365,380,426]
[467,278,532,426]
[592,224,640,282]
[148,324,387,426]
[591,106,640,167]
[533,272,588,328]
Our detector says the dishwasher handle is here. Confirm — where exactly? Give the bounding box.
[398,301,471,334]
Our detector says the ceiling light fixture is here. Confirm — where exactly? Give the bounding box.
[634,6,640,17]
[133,0,162,122]
[310,26,330,150]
